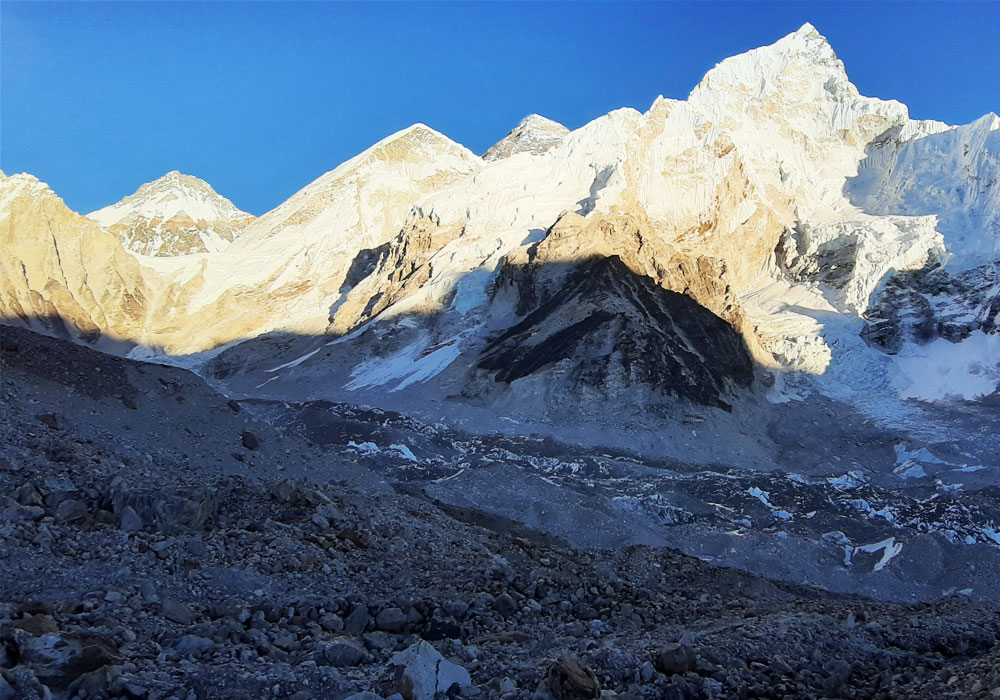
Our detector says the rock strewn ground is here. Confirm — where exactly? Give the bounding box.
[3,326,1000,700]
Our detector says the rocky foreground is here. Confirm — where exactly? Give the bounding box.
[3,326,1000,700]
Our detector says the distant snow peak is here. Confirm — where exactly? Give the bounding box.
[483,114,569,161]
[88,171,253,256]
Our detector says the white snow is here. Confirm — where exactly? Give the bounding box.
[747,486,775,509]
[345,340,463,393]
[266,347,322,373]
[894,444,946,464]
[748,487,792,519]
[389,444,418,462]
[894,331,1000,401]
[848,537,903,571]
[983,528,1000,546]
[893,462,927,479]
[347,441,379,453]
[827,471,867,490]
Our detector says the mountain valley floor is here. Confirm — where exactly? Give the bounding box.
[2,326,1000,699]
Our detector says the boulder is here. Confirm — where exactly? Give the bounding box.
[14,631,119,691]
[54,498,89,524]
[375,607,407,633]
[120,505,143,532]
[387,640,470,700]
[533,655,600,700]
[345,602,370,635]
[160,599,195,625]
[654,643,696,676]
[321,638,367,667]
[241,430,259,450]
[110,487,217,534]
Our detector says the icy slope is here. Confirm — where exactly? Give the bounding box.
[88,171,254,256]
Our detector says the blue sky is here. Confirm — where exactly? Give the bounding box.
[2,1,998,216]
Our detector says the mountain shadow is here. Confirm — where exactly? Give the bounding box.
[477,256,755,411]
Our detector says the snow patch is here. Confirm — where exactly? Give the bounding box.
[847,537,903,571]
[346,340,462,392]
[894,332,1000,401]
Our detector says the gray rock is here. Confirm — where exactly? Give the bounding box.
[175,635,216,657]
[120,506,143,532]
[376,607,407,633]
[36,413,60,430]
[320,613,344,633]
[362,632,395,651]
[241,431,259,450]
[387,641,471,700]
[654,644,696,676]
[139,580,159,602]
[345,602,369,635]
[442,601,468,620]
[316,503,345,523]
[770,655,794,676]
[533,655,600,700]
[639,661,656,683]
[321,638,366,667]
[15,631,119,691]
[1,504,44,523]
[160,599,195,625]
[0,674,16,700]
[493,593,517,619]
[111,487,218,534]
[14,482,43,507]
[55,498,88,524]
[342,693,383,700]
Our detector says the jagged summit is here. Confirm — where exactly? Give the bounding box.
[88,171,253,256]
[483,114,570,161]
[688,22,853,112]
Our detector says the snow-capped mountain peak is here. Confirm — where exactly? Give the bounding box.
[483,114,570,161]
[88,171,254,256]
[4,22,998,412]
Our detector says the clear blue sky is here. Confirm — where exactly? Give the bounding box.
[2,1,998,216]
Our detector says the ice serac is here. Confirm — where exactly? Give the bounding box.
[88,171,254,256]
[483,114,570,161]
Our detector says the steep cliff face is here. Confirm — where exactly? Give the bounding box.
[2,24,997,414]
[88,171,254,256]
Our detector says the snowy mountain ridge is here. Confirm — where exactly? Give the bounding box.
[2,23,998,438]
[87,170,254,256]
[483,114,570,161]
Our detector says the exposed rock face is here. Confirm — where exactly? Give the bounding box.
[483,114,570,161]
[476,256,754,410]
[0,173,152,349]
[862,260,1000,352]
[87,170,254,256]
